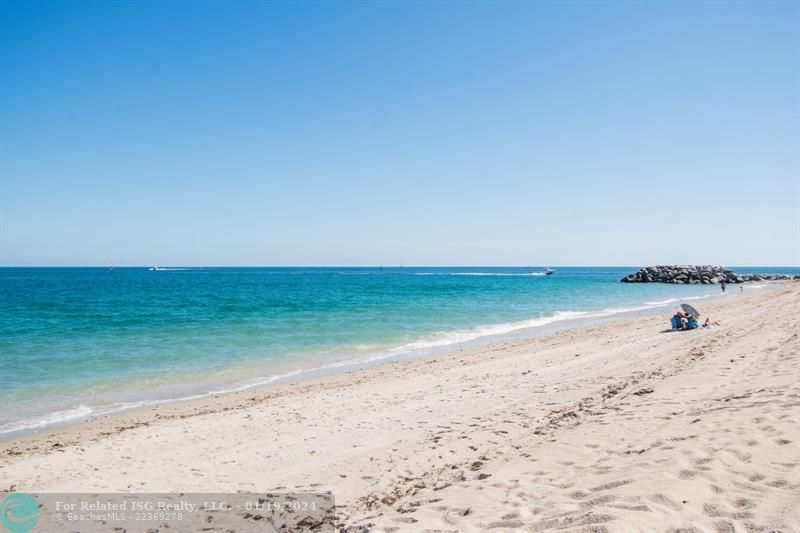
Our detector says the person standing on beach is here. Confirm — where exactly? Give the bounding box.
[720,281,726,293]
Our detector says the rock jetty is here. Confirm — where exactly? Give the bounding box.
[620,266,798,284]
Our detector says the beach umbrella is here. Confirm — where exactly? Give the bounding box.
[680,303,701,318]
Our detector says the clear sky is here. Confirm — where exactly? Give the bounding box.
[1,1,798,267]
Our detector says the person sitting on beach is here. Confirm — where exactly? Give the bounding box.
[671,313,685,330]
[702,318,720,328]
[684,316,699,330]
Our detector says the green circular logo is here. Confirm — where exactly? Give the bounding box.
[0,493,40,533]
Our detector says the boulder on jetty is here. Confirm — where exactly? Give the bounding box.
[620,266,798,284]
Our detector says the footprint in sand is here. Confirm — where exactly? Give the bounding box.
[732,497,755,510]
[702,503,727,518]
[649,493,683,511]
[589,479,633,492]
[580,494,616,508]
[713,520,736,533]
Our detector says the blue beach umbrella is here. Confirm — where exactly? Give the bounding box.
[680,303,701,318]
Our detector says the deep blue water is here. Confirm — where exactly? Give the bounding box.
[1,266,797,436]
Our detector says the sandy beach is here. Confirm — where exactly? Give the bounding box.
[1,283,798,532]
[4,0,798,530]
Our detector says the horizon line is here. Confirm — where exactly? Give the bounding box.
[2,264,799,269]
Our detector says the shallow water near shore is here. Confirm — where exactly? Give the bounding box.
[1,266,796,438]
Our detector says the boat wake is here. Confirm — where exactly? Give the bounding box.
[414,272,548,277]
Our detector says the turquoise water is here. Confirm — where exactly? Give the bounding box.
[1,266,796,436]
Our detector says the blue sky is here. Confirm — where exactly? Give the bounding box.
[1,1,798,266]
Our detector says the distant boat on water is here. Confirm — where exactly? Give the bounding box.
[149,266,161,271]
[544,268,555,276]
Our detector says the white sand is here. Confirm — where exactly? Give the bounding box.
[2,283,798,531]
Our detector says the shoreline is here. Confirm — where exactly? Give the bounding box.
[0,302,675,450]
[0,283,741,442]
[1,283,798,530]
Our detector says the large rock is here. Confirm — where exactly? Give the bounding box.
[620,266,795,284]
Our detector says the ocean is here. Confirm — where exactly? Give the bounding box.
[1,266,796,438]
